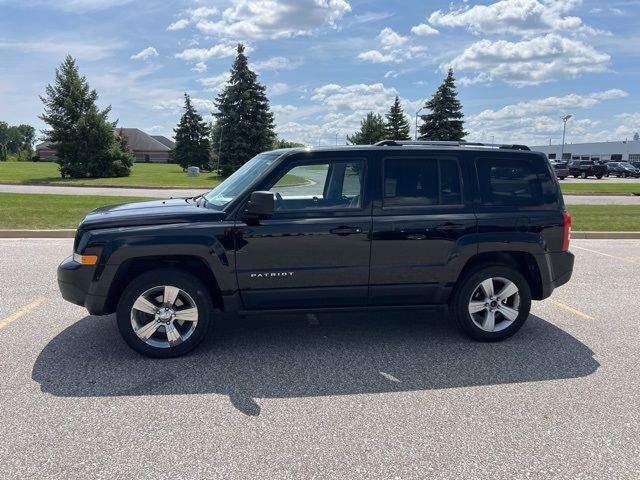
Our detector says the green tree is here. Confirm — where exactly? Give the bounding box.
[0,143,6,161]
[39,55,132,178]
[385,96,411,140]
[418,68,467,141]
[347,112,387,145]
[273,138,305,148]
[212,44,275,177]
[171,93,211,171]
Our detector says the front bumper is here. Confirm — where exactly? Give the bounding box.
[57,255,108,315]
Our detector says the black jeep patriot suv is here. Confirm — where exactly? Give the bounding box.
[58,141,574,357]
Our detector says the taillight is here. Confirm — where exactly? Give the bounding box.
[562,211,572,251]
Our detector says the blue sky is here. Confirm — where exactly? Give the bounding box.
[1,0,639,146]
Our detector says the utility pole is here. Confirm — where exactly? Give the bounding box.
[561,115,572,161]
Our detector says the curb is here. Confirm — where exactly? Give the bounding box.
[564,192,640,197]
[1,230,640,239]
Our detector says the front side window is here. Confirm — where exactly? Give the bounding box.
[383,156,462,207]
[476,157,543,206]
[268,160,364,211]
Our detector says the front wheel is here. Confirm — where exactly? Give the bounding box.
[580,171,587,179]
[116,268,214,358]
[596,174,603,179]
[559,176,566,180]
[450,265,531,342]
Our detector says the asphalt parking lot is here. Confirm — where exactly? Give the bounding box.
[0,239,638,479]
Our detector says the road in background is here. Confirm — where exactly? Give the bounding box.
[0,239,638,479]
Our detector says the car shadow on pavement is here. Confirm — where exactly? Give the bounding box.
[32,312,599,416]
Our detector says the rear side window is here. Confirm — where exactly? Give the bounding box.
[383,156,462,207]
[476,157,544,206]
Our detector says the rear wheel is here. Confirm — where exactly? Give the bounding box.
[450,265,531,342]
[596,174,603,179]
[559,176,566,180]
[580,171,587,179]
[116,268,214,358]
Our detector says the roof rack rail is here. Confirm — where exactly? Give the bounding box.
[374,140,530,151]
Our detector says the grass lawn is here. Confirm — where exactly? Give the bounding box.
[560,182,640,195]
[1,193,639,231]
[0,161,223,188]
[0,193,151,229]
[0,161,308,189]
[568,205,640,232]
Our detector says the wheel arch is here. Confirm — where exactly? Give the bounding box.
[104,255,224,314]
[453,251,543,301]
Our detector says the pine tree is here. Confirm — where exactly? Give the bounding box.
[385,96,411,140]
[39,55,132,177]
[171,93,211,171]
[212,44,275,177]
[347,112,387,145]
[418,68,467,141]
[0,143,6,161]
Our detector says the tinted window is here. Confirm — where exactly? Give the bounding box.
[383,157,462,207]
[476,157,543,206]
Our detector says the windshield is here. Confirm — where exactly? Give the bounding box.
[204,152,281,208]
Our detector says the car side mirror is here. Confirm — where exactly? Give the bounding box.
[243,191,274,224]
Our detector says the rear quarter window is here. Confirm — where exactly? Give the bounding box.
[476,156,549,207]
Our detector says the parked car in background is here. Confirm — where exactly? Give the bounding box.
[606,162,640,178]
[628,161,640,171]
[568,160,607,179]
[549,160,569,180]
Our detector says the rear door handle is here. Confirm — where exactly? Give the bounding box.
[434,223,466,233]
[330,226,362,236]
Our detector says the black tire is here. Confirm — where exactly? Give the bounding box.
[573,174,579,178]
[116,268,215,358]
[596,174,603,179]
[580,171,587,179]
[449,264,532,342]
[623,172,628,178]
[559,176,566,180]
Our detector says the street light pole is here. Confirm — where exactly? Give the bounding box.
[217,123,227,175]
[415,107,426,140]
[561,115,572,161]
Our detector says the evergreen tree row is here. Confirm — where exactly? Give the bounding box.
[348,69,466,145]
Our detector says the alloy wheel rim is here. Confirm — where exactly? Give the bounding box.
[468,277,520,332]
[130,285,199,349]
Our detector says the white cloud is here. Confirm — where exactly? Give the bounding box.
[411,23,439,36]
[0,38,122,61]
[428,0,600,37]
[194,0,351,40]
[167,19,189,31]
[252,56,303,71]
[130,46,159,61]
[358,27,428,64]
[153,97,215,113]
[378,27,408,49]
[191,61,207,72]
[188,6,218,19]
[9,0,134,12]
[175,43,237,62]
[448,34,610,86]
[269,83,290,96]
[467,89,629,144]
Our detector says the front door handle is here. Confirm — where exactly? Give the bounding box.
[330,226,362,236]
[434,223,466,233]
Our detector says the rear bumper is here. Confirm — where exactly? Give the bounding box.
[57,256,108,315]
[540,251,574,299]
